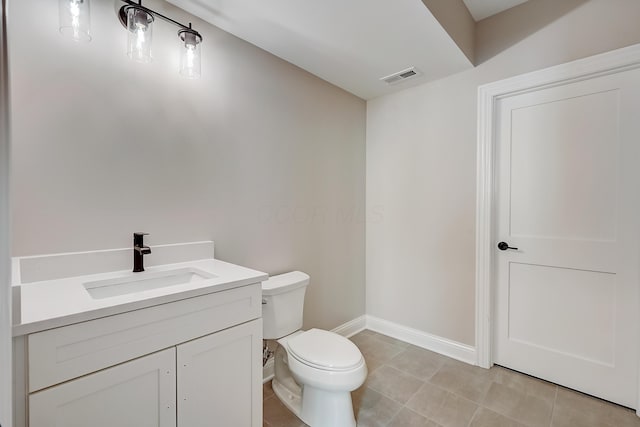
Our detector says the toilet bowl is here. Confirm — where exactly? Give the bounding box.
[262,272,367,427]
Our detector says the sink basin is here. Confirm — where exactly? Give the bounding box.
[83,267,216,299]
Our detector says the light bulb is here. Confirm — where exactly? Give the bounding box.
[59,0,91,42]
[126,7,153,63]
[135,28,146,52]
[186,45,195,69]
[179,30,202,79]
[70,2,80,38]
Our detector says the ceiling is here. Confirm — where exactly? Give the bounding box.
[167,0,529,100]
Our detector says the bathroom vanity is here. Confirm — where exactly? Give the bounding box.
[11,241,267,427]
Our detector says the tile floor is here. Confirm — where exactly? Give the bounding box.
[263,329,640,427]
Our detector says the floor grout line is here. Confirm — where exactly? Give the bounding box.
[467,405,481,427]
[549,385,558,427]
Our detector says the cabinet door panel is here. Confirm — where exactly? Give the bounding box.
[29,348,176,427]
[177,319,262,427]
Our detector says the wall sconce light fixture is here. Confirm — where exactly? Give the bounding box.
[117,1,203,77]
[58,0,203,78]
[58,0,91,42]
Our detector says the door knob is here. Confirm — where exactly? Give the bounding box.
[497,241,518,251]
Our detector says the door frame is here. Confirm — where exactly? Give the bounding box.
[0,0,11,425]
[475,42,640,413]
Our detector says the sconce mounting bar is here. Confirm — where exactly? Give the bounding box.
[117,0,202,39]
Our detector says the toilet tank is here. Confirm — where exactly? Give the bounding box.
[262,271,310,340]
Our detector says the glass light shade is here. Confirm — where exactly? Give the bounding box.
[58,0,91,42]
[179,30,202,79]
[126,7,154,63]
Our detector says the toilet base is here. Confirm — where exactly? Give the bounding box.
[272,377,302,416]
[271,343,303,420]
[271,344,358,427]
[300,386,357,427]
[272,378,357,427]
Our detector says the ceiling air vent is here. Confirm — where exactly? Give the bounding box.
[380,67,422,85]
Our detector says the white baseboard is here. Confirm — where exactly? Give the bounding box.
[263,314,477,383]
[263,315,368,383]
[331,315,367,338]
[366,315,477,365]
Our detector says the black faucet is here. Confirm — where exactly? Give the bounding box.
[133,232,152,272]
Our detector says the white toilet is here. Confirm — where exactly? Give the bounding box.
[262,271,367,427]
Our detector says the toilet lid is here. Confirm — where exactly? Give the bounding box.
[286,329,364,371]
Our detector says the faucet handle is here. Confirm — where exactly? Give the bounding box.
[134,232,149,237]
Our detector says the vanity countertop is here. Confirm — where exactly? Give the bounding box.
[13,258,268,336]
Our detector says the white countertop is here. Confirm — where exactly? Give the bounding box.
[14,259,268,336]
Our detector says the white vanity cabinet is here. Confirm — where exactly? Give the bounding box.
[177,320,262,427]
[14,282,263,427]
[29,348,177,427]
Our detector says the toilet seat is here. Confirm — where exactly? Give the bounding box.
[286,329,364,372]
[279,328,367,392]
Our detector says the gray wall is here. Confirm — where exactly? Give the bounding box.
[8,0,366,331]
[366,0,640,346]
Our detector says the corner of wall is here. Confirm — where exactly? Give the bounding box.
[421,0,476,65]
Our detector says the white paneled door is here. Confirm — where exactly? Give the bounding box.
[494,68,640,408]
